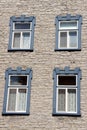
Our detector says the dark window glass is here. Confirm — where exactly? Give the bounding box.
[10,76,27,85]
[58,76,76,85]
[15,23,31,29]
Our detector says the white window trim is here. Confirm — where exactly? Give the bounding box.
[59,21,78,30]
[7,75,29,112]
[12,31,31,49]
[58,30,78,49]
[56,87,77,113]
[8,75,29,87]
[12,22,32,49]
[58,21,78,49]
[56,75,77,113]
[6,87,28,113]
[13,22,32,31]
[57,75,77,87]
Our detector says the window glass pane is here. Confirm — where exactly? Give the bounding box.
[60,32,67,48]
[68,89,76,112]
[58,76,76,85]
[15,23,31,29]
[69,31,77,48]
[7,89,16,111]
[10,76,27,85]
[18,89,27,111]
[60,21,77,29]
[23,32,30,49]
[58,89,65,111]
[13,33,20,48]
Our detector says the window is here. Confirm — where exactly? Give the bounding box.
[2,67,32,115]
[53,67,81,116]
[8,15,36,51]
[55,14,82,51]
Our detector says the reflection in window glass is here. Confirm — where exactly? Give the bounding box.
[15,23,31,30]
[7,89,16,111]
[69,31,77,47]
[60,22,77,29]
[10,76,27,85]
[13,33,20,48]
[23,32,30,49]
[60,32,67,48]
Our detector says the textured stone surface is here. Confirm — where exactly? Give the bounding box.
[0,0,87,129]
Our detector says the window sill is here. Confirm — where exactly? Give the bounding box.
[54,48,81,51]
[8,49,33,52]
[2,112,30,116]
[52,112,81,117]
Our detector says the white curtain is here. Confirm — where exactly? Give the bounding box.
[7,89,16,111]
[23,32,30,49]
[68,89,76,112]
[18,89,27,111]
[58,89,65,111]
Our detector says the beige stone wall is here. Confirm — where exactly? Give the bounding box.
[0,0,87,129]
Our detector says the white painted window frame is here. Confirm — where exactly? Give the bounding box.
[6,88,28,112]
[56,75,77,113]
[58,21,78,49]
[6,75,28,113]
[8,75,29,86]
[12,22,32,49]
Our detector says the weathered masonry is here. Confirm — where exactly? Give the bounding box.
[0,0,87,130]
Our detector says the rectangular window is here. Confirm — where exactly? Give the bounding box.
[53,67,81,116]
[15,23,31,30]
[58,75,76,86]
[2,67,32,115]
[8,15,36,51]
[7,88,27,112]
[59,21,78,29]
[7,75,28,112]
[12,23,31,49]
[56,75,77,113]
[55,14,82,51]
[59,21,78,49]
[57,89,76,112]
[9,75,27,86]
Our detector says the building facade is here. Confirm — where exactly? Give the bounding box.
[0,0,87,129]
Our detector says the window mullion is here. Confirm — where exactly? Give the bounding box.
[66,88,68,112]
[29,31,31,49]
[15,88,18,112]
[67,31,69,48]
[59,31,60,48]
[20,32,23,49]
[56,88,58,112]
[12,32,14,49]
[76,88,77,113]
[25,88,27,111]
[13,23,15,30]
[76,75,77,113]
[6,88,10,112]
